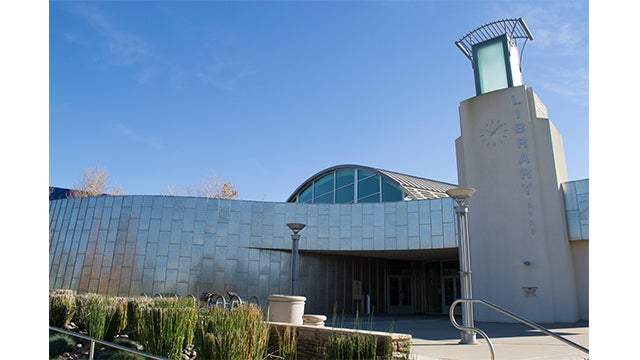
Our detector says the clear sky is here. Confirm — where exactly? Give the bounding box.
[48,0,589,202]
[7,2,639,355]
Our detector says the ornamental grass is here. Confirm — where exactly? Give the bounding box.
[73,293,110,340]
[49,289,76,328]
[194,305,269,360]
[136,297,198,360]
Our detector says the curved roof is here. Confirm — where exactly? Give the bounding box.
[286,164,458,203]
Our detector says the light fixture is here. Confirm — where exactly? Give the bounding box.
[287,223,305,295]
[446,187,477,344]
[287,223,306,234]
[446,188,476,205]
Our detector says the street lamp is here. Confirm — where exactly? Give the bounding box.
[286,223,305,295]
[445,187,477,345]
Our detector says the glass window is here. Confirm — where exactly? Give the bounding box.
[358,193,380,203]
[298,185,312,203]
[442,260,460,276]
[358,169,376,181]
[314,192,334,203]
[314,173,334,197]
[336,169,354,188]
[382,178,403,202]
[474,35,509,95]
[358,175,380,199]
[335,184,355,203]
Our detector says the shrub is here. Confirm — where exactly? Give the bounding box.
[137,297,198,360]
[50,291,76,328]
[49,333,76,358]
[195,305,269,360]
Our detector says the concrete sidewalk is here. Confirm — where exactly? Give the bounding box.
[326,315,589,360]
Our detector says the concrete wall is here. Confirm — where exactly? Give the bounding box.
[455,85,579,323]
[570,240,589,320]
[268,322,411,360]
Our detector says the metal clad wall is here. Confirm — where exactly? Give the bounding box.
[50,195,457,314]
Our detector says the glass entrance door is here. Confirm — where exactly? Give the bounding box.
[442,260,461,315]
[388,275,412,314]
[442,275,460,311]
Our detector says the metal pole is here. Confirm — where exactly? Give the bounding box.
[291,233,300,295]
[456,204,477,344]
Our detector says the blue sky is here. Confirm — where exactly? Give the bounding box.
[48,0,589,202]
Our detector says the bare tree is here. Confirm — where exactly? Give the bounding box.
[214,182,238,199]
[163,175,238,199]
[69,166,125,198]
[164,184,188,196]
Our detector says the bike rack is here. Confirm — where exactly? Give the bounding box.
[449,298,589,360]
[199,291,261,309]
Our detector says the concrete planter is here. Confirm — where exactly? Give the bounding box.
[268,294,306,325]
[302,314,327,327]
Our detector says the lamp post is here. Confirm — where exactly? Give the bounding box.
[286,223,305,295]
[445,187,477,345]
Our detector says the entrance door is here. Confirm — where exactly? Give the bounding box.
[388,275,412,314]
[442,275,461,315]
[441,260,461,315]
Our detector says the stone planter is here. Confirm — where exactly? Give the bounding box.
[267,294,306,325]
[302,314,327,327]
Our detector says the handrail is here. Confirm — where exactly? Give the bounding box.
[448,301,496,360]
[49,326,169,360]
[450,298,589,358]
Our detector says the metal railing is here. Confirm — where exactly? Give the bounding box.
[449,298,589,359]
[49,326,169,360]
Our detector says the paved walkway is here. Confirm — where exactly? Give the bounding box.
[326,315,589,360]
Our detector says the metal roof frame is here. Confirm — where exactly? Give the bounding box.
[286,164,458,203]
[455,18,534,61]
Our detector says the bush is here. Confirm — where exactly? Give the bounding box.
[49,333,76,358]
[137,297,198,360]
[195,305,269,360]
[50,291,76,328]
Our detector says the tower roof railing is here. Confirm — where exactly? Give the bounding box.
[455,18,534,61]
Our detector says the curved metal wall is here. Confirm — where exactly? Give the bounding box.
[49,195,458,313]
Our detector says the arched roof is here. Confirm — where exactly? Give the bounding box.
[286,164,458,203]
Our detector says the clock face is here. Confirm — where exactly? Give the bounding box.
[480,119,509,147]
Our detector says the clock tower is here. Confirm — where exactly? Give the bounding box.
[453,19,579,323]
